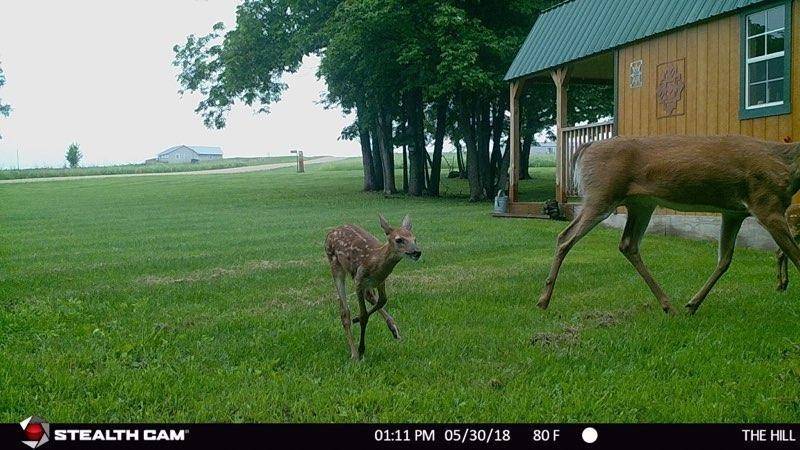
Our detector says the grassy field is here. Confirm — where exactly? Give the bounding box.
[0,155,320,180]
[2,160,799,423]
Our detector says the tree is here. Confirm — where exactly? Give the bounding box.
[0,62,11,139]
[173,0,613,201]
[65,143,82,168]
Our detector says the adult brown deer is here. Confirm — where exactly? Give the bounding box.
[540,135,800,314]
[777,204,800,291]
[325,214,421,360]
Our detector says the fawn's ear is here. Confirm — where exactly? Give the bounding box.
[401,214,412,231]
[378,214,392,235]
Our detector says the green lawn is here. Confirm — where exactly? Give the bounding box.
[2,160,799,422]
[0,155,320,180]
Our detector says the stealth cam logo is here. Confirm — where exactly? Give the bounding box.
[20,416,50,448]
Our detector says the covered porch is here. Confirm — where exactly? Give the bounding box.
[504,51,617,219]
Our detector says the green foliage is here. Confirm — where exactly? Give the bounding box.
[320,0,404,116]
[2,164,799,421]
[173,1,340,129]
[65,143,83,168]
[0,62,11,139]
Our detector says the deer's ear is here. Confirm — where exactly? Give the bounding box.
[401,214,412,231]
[378,214,392,235]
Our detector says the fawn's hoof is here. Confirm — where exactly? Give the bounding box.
[684,302,700,315]
[663,304,677,315]
[777,282,788,292]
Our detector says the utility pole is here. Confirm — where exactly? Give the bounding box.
[17,147,20,170]
[290,150,305,173]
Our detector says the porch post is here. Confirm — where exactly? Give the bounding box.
[551,67,569,204]
[508,79,525,203]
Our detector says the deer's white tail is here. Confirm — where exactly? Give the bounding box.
[571,141,593,196]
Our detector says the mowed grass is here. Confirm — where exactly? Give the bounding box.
[1,161,800,423]
[0,155,321,180]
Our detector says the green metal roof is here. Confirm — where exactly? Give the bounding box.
[505,0,772,81]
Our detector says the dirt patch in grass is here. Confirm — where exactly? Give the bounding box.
[531,325,580,348]
[531,306,644,349]
[138,259,311,286]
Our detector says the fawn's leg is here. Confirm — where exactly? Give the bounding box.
[539,202,612,309]
[356,288,369,360]
[685,213,746,314]
[372,284,398,339]
[353,288,400,339]
[751,207,800,274]
[332,269,358,360]
[777,250,789,291]
[618,202,675,314]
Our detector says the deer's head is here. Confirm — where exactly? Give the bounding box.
[379,214,421,261]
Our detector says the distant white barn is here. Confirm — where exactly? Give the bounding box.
[157,145,223,163]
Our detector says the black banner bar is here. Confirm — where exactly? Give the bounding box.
[4,423,800,449]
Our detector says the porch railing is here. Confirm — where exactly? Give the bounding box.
[559,120,615,197]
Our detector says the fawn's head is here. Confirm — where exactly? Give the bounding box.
[379,214,421,261]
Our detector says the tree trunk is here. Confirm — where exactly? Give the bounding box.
[477,99,492,200]
[356,108,376,191]
[457,93,484,202]
[428,99,447,196]
[454,139,466,177]
[520,132,533,180]
[377,108,396,195]
[489,97,505,192]
[496,138,511,195]
[402,144,408,193]
[370,124,384,191]
[406,89,426,196]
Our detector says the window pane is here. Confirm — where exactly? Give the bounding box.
[766,30,784,54]
[767,5,785,31]
[748,11,766,36]
[749,60,767,82]
[768,79,784,103]
[749,36,765,58]
[768,57,784,79]
[749,82,767,106]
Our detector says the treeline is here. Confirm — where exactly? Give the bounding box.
[173,0,612,201]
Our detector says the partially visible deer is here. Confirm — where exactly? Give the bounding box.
[540,135,800,314]
[777,204,800,291]
[325,214,421,360]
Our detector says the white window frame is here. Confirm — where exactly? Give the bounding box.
[745,5,786,110]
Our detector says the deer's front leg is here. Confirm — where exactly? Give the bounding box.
[685,213,746,314]
[353,288,400,340]
[374,284,399,340]
[777,250,789,291]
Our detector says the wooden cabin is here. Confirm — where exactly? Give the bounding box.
[505,0,798,224]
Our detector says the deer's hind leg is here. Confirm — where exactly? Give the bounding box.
[331,263,358,360]
[685,213,747,314]
[617,202,675,314]
[539,201,614,309]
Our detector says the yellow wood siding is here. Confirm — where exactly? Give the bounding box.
[617,1,799,142]
[616,2,800,209]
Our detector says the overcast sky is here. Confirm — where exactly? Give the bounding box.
[0,0,357,169]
